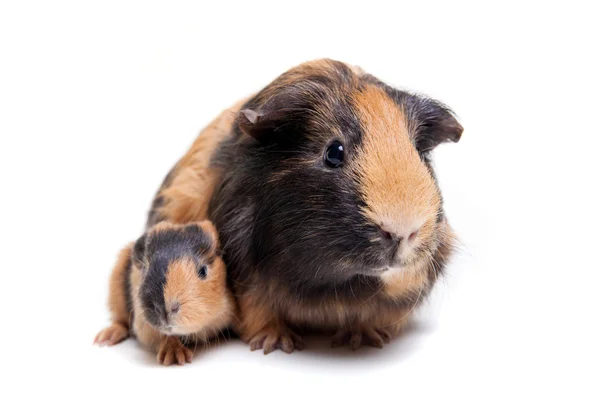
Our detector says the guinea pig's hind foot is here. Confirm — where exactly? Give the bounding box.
[157,337,193,366]
[94,323,129,346]
[248,323,304,355]
[331,326,392,351]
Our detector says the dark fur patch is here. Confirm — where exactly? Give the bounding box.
[139,258,168,328]
[123,256,134,327]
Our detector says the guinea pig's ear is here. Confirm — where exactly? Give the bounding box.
[237,108,279,142]
[132,233,147,268]
[238,109,261,138]
[411,98,463,154]
[237,90,304,143]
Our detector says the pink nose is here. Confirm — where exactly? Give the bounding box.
[407,229,419,243]
[378,224,420,244]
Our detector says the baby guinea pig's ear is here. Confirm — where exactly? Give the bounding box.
[132,233,147,268]
[184,221,220,255]
[409,97,463,154]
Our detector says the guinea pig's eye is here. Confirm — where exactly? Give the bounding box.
[197,265,208,280]
[325,140,344,168]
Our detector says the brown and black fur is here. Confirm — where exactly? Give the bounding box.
[146,59,462,353]
[95,221,235,365]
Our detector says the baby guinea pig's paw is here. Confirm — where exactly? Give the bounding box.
[331,326,392,351]
[157,337,193,366]
[94,323,129,346]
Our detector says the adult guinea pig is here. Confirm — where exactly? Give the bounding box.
[95,221,235,365]
[150,59,462,353]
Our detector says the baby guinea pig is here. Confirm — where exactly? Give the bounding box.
[94,220,235,365]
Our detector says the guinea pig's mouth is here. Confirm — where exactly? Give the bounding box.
[145,317,173,334]
[145,312,183,335]
[154,319,191,335]
[159,325,173,334]
[360,252,416,276]
[157,323,187,336]
[158,322,200,336]
[376,238,426,271]
[349,249,404,277]
[356,263,400,278]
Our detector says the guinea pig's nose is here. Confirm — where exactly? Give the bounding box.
[407,229,419,244]
[378,223,421,246]
[378,225,398,242]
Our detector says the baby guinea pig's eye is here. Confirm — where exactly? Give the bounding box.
[324,140,344,168]
[197,265,208,280]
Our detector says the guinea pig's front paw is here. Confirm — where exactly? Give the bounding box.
[157,337,193,366]
[94,323,129,346]
[248,323,304,355]
[331,326,392,351]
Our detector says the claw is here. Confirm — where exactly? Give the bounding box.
[376,327,392,343]
[331,326,393,350]
[249,334,267,351]
[94,323,129,346]
[331,330,350,348]
[157,338,193,366]
[247,324,303,354]
[349,332,362,351]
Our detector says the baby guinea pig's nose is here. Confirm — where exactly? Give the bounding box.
[167,301,180,315]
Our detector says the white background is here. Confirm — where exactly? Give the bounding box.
[1,1,598,399]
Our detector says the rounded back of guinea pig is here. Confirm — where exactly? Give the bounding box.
[132,221,227,335]
[210,59,462,292]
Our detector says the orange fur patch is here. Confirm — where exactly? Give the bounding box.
[352,86,441,234]
[163,254,232,336]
